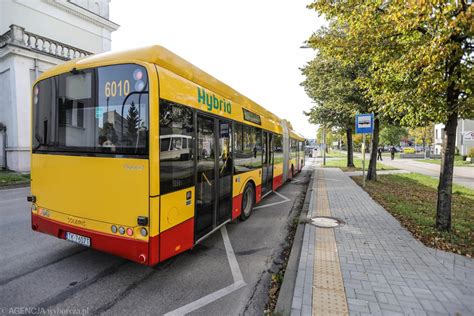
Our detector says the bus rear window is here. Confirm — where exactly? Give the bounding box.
[32,64,149,157]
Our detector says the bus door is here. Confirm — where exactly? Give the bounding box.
[195,115,232,241]
[217,120,232,225]
[262,131,273,195]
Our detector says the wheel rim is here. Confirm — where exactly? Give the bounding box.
[242,188,253,216]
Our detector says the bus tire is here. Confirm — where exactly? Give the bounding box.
[239,183,255,221]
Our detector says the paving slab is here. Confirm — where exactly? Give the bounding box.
[290,164,474,316]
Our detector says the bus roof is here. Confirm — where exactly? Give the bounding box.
[37,45,305,140]
[290,130,305,141]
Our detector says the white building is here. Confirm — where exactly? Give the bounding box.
[0,0,119,172]
[434,119,474,156]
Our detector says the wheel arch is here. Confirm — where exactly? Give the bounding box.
[242,178,256,200]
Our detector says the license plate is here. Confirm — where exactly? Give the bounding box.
[65,232,91,247]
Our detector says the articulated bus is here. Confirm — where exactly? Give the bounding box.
[29,46,305,266]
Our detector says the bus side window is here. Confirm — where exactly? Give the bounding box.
[234,124,262,174]
[159,99,195,194]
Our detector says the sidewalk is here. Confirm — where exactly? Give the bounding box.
[290,167,474,315]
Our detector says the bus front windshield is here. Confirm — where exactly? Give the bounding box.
[32,64,149,156]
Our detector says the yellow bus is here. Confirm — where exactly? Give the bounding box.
[28,45,305,266]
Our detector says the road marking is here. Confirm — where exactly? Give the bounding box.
[274,191,290,201]
[165,281,246,316]
[291,178,301,184]
[253,191,290,210]
[221,226,244,283]
[164,226,246,316]
[261,190,273,199]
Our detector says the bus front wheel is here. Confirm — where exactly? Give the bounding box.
[240,183,255,221]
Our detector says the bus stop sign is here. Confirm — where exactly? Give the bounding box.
[355,114,374,134]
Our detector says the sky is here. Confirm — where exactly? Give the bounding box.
[110,0,325,139]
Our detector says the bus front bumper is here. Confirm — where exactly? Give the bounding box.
[31,213,155,265]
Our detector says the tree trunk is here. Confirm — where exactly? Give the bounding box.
[436,110,458,231]
[366,117,379,181]
[346,127,355,167]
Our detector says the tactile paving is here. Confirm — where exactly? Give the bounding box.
[313,288,349,315]
[312,169,349,316]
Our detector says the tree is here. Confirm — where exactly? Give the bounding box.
[308,106,352,160]
[308,1,473,230]
[126,102,140,144]
[301,50,374,168]
[380,126,408,146]
[304,26,383,180]
[410,125,434,151]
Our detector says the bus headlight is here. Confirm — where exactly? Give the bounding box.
[126,228,133,236]
[140,228,148,237]
[118,227,125,235]
[111,225,117,233]
[40,208,50,217]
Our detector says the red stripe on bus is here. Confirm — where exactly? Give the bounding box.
[256,184,262,203]
[31,214,149,264]
[148,234,160,266]
[159,218,194,262]
[273,174,283,191]
[232,194,242,220]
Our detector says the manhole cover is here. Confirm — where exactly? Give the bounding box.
[310,216,343,228]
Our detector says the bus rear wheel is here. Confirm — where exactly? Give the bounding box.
[240,183,255,221]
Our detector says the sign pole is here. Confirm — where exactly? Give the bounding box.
[362,133,366,188]
[323,126,326,166]
[355,113,373,189]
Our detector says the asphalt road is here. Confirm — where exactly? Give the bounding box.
[0,162,312,315]
[348,151,474,189]
[380,158,474,189]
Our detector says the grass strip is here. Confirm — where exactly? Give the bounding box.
[322,157,396,171]
[0,171,30,187]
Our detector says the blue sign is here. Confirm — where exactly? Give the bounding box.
[355,114,374,134]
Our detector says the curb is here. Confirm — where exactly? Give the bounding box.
[274,168,315,315]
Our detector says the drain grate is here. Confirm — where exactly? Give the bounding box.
[310,216,343,228]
